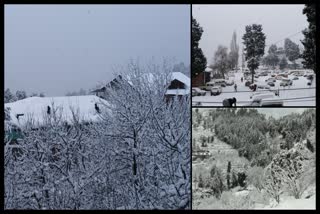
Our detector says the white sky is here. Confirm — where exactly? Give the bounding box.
[5,5,190,96]
[192,4,308,65]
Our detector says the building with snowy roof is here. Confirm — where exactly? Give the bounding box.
[91,72,190,100]
[4,95,108,129]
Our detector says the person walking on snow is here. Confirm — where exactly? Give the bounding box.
[234,84,237,92]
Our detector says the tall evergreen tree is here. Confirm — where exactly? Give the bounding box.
[242,24,266,83]
[227,161,231,189]
[210,45,229,79]
[279,57,288,70]
[265,44,280,69]
[284,38,300,69]
[229,31,239,71]
[192,17,207,78]
[301,4,316,72]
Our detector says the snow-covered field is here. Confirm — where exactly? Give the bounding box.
[192,71,316,106]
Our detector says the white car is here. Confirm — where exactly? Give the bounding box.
[280,78,293,86]
[257,83,271,90]
[211,86,222,96]
[249,92,281,106]
[225,79,234,86]
[192,87,206,96]
[265,77,276,82]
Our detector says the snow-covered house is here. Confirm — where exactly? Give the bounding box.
[91,72,190,100]
[165,72,190,100]
[4,95,108,129]
[91,75,124,99]
[191,67,211,87]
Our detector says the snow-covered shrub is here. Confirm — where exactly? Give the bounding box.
[208,165,225,198]
[264,141,315,203]
[219,191,254,209]
[5,60,190,210]
[247,166,264,191]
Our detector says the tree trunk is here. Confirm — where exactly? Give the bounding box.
[251,69,254,84]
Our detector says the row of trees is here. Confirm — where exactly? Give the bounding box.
[193,108,316,168]
[5,61,191,210]
[4,88,45,103]
[262,38,300,70]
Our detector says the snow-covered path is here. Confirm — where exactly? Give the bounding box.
[192,71,316,106]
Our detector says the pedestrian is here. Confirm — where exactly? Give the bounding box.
[234,84,237,92]
[241,77,243,82]
[222,97,237,107]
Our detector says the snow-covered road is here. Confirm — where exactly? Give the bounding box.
[192,71,316,106]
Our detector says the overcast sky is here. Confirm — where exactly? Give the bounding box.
[192,4,308,65]
[5,5,190,96]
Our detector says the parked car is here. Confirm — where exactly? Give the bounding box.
[278,73,288,78]
[307,80,312,86]
[280,78,293,86]
[306,74,314,80]
[245,81,252,87]
[199,81,215,91]
[267,81,275,87]
[192,87,206,96]
[292,76,299,80]
[250,90,278,99]
[211,86,222,96]
[248,94,283,106]
[276,75,283,80]
[257,83,271,90]
[265,77,276,82]
[225,79,234,86]
[214,79,227,87]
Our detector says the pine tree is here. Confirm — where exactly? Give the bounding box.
[198,173,204,188]
[265,44,280,69]
[4,88,15,103]
[284,38,300,69]
[279,57,288,70]
[227,161,231,189]
[301,4,316,72]
[210,45,229,79]
[242,24,266,83]
[15,90,27,100]
[192,17,207,78]
[229,31,239,71]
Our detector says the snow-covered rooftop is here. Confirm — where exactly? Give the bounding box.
[5,95,108,127]
[171,72,190,88]
[166,89,190,95]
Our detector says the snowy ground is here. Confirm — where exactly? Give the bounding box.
[192,71,316,106]
[262,195,316,210]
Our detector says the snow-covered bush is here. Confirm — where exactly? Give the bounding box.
[208,165,225,198]
[247,166,264,191]
[264,141,315,203]
[4,60,190,210]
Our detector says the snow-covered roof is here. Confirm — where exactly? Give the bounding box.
[205,67,213,72]
[5,95,108,128]
[165,89,190,96]
[171,72,190,88]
